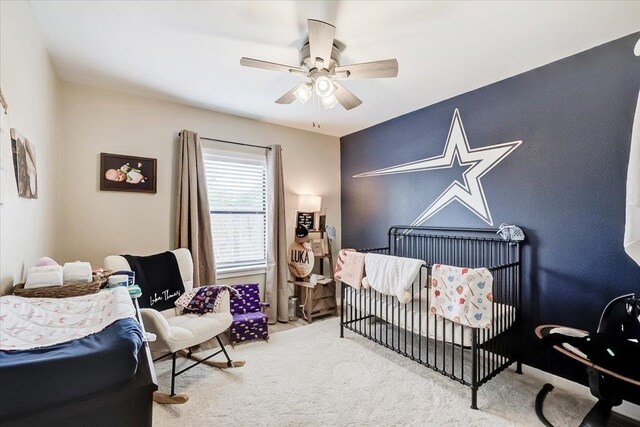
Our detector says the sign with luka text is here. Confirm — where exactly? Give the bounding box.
[288,242,315,278]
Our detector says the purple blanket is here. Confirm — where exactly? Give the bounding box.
[175,285,239,314]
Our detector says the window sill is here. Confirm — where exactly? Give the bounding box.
[216,266,267,280]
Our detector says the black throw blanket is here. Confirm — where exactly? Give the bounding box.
[124,251,186,311]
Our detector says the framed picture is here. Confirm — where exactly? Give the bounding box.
[100,153,157,193]
[296,211,315,231]
[10,129,37,199]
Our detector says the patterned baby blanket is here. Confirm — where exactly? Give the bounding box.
[174,285,240,314]
[429,264,494,329]
[0,287,135,351]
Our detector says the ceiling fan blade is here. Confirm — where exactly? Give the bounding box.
[335,59,398,79]
[275,83,306,104]
[240,57,304,74]
[308,19,336,69]
[333,82,362,110]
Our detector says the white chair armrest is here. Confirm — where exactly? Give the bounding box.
[217,290,230,314]
[140,308,172,341]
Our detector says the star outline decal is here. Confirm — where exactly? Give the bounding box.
[353,109,522,226]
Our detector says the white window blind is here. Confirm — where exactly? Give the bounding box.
[203,148,267,273]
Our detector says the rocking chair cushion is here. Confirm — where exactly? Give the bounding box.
[145,306,232,354]
[167,313,231,341]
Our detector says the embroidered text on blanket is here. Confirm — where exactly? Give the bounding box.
[150,289,182,307]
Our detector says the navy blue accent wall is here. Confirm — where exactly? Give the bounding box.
[341,33,640,383]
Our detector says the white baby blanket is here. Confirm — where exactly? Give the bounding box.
[25,265,63,288]
[430,264,493,329]
[0,287,135,351]
[63,261,93,283]
[363,253,425,303]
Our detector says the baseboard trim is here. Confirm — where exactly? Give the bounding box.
[512,364,640,420]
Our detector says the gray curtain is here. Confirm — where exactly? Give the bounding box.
[266,144,289,323]
[175,130,216,287]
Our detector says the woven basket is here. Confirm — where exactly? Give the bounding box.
[13,272,112,298]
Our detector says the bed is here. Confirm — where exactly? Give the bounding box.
[0,290,157,427]
[340,226,523,409]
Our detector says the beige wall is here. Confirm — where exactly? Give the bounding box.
[58,82,341,287]
[0,1,60,295]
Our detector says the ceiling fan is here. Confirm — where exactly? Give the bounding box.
[240,19,398,111]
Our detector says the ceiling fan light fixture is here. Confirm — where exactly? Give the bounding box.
[240,19,399,115]
[314,76,334,98]
[321,93,338,110]
[294,82,313,103]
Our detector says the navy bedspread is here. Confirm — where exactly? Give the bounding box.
[0,318,143,419]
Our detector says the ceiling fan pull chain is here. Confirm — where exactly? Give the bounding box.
[318,93,322,128]
[312,90,319,128]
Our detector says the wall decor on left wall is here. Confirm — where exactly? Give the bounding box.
[99,152,157,193]
[10,129,37,199]
[0,96,9,205]
[0,86,8,113]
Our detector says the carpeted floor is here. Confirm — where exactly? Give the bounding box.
[153,318,594,426]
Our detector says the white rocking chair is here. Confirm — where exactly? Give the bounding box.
[104,248,244,404]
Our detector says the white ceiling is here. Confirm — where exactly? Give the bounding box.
[31,1,640,137]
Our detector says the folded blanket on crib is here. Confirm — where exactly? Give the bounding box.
[430,264,493,329]
[334,249,366,289]
[364,253,425,303]
[0,287,135,351]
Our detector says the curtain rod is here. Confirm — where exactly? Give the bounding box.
[178,132,272,150]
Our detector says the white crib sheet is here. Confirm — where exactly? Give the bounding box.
[344,287,516,347]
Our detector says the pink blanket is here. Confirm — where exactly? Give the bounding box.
[334,249,366,289]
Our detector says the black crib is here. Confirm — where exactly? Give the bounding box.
[339,226,523,409]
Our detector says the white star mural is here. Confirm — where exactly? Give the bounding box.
[353,109,522,226]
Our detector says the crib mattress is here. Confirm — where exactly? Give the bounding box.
[344,287,516,347]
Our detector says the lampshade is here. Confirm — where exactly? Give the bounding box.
[294,82,313,103]
[298,194,322,212]
[314,76,334,98]
[321,93,338,110]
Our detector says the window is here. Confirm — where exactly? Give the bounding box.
[203,148,267,274]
